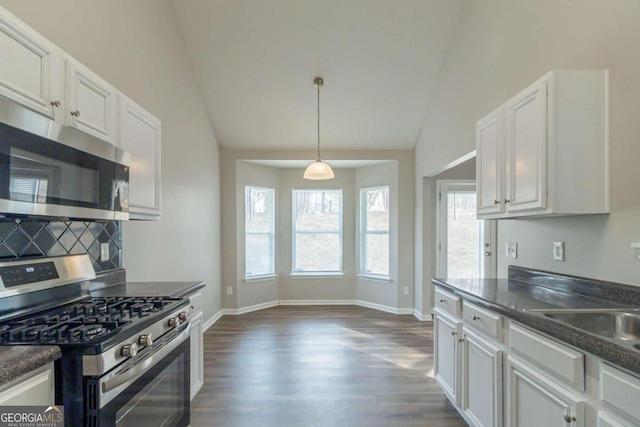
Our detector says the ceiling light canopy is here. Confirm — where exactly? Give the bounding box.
[304,77,334,180]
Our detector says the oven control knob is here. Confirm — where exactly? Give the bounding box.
[121,343,138,358]
[178,311,188,322]
[168,316,181,328]
[139,334,153,346]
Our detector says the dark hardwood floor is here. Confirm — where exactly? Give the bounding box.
[190,305,467,427]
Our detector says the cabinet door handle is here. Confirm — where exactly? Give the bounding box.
[450,331,457,336]
[472,315,481,321]
[50,100,61,108]
[458,338,464,343]
[504,199,511,204]
[563,414,576,423]
[439,299,446,303]
[71,110,81,117]
[494,200,500,204]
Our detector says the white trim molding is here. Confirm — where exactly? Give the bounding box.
[279,299,356,305]
[289,273,345,279]
[243,274,278,284]
[205,300,425,329]
[412,309,433,322]
[356,274,392,283]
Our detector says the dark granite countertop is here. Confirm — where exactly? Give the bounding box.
[91,281,205,299]
[0,346,61,387]
[432,275,640,375]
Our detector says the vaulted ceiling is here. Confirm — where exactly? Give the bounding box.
[171,0,464,151]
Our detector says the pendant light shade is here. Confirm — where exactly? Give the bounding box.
[303,159,335,180]
[304,77,334,180]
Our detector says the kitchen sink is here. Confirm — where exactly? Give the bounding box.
[543,311,640,341]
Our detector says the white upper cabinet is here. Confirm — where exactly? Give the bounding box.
[476,70,609,219]
[65,59,118,145]
[0,9,61,119]
[119,95,161,219]
[476,106,505,216]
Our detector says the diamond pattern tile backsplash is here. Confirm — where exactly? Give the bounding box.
[0,219,122,272]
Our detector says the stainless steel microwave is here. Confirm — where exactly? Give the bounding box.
[0,96,129,221]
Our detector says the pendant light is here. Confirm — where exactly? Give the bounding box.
[304,77,335,180]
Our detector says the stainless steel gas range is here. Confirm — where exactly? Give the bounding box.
[0,255,190,427]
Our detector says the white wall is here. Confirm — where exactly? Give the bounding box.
[415,0,640,286]
[0,0,223,320]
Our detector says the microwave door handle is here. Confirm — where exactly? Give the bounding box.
[101,325,190,394]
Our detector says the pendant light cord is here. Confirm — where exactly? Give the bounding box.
[317,82,321,160]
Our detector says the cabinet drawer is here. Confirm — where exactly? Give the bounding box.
[189,290,203,314]
[462,301,502,341]
[510,323,584,390]
[600,363,640,424]
[435,288,460,317]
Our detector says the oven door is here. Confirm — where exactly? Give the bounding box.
[86,326,190,427]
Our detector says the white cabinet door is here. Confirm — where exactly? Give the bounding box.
[190,310,204,400]
[0,10,60,118]
[476,107,504,216]
[0,364,54,406]
[65,58,117,144]
[505,80,548,213]
[434,310,460,406]
[119,95,161,218]
[507,356,584,427]
[461,328,502,427]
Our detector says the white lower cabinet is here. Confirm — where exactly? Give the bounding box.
[506,356,584,427]
[190,310,204,400]
[434,309,460,405]
[187,289,204,400]
[461,328,502,427]
[0,363,54,406]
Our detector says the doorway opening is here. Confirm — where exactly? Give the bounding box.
[436,180,496,279]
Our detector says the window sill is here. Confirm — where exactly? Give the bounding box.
[243,274,278,283]
[357,274,392,283]
[289,272,345,279]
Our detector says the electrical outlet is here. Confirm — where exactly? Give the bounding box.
[100,243,109,262]
[403,286,409,295]
[226,286,233,295]
[505,242,518,259]
[553,241,565,261]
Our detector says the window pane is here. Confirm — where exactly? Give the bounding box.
[294,233,340,272]
[246,187,272,232]
[245,186,274,276]
[364,234,389,276]
[446,191,479,279]
[365,188,389,231]
[295,190,341,231]
[246,234,272,276]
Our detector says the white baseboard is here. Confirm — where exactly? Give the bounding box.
[236,300,279,315]
[355,300,412,315]
[279,299,357,305]
[204,300,426,327]
[203,310,224,331]
[412,309,433,322]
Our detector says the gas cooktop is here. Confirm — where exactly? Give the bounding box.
[0,296,183,346]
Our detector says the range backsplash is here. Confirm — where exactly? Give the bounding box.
[0,218,122,272]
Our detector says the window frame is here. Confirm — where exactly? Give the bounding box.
[359,185,390,279]
[291,188,343,274]
[244,185,276,279]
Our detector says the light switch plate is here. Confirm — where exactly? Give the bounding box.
[505,242,518,259]
[553,241,565,261]
[100,243,109,262]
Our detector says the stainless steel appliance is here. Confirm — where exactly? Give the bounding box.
[0,255,190,426]
[0,96,129,221]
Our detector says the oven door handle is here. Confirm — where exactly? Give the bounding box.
[101,326,190,394]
